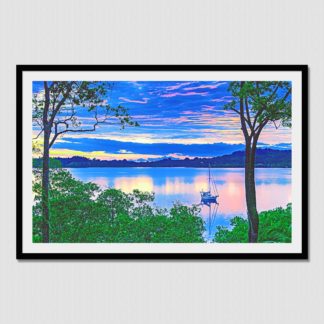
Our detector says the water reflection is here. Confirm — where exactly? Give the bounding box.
[70,167,291,240]
[114,176,154,193]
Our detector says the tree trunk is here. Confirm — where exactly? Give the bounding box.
[41,128,50,243]
[245,141,259,243]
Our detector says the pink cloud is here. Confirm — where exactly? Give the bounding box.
[182,110,200,115]
[211,96,233,103]
[119,97,149,104]
[161,91,209,98]
[201,105,216,111]
[184,82,227,91]
[165,82,192,91]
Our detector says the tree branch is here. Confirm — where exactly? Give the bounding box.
[33,129,44,140]
[49,109,108,148]
[229,107,251,126]
[268,83,280,102]
[244,97,254,133]
[255,118,269,135]
[273,120,280,129]
[43,81,50,126]
[281,87,292,101]
[239,82,249,140]
[252,108,263,130]
[49,82,74,125]
[251,118,269,155]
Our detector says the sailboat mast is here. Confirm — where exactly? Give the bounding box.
[208,167,211,192]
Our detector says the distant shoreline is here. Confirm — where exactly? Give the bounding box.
[33,148,292,169]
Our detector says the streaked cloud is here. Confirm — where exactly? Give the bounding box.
[184,82,227,91]
[160,91,209,98]
[119,97,149,104]
[165,82,192,91]
[211,96,233,103]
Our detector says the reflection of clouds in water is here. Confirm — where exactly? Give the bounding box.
[69,167,291,233]
[156,177,193,195]
[256,183,291,212]
[114,176,154,193]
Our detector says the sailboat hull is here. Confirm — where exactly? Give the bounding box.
[200,192,218,205]
[202,197,217,204]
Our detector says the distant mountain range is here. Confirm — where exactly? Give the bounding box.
[33,149,291,168]
[52,137,291,158]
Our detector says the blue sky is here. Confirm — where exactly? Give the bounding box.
[32,81,291,160]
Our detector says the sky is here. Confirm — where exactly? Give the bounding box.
[32,81,291,161]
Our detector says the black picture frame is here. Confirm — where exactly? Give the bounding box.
[16,65,308,260]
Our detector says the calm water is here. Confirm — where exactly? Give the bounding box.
[69,167,291,241]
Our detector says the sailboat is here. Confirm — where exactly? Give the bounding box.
[200,166,219,206]
[200,166,219,241]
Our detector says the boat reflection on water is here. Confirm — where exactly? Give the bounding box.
[203,203,220,242]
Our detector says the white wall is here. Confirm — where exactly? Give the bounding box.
[0,1,323,323]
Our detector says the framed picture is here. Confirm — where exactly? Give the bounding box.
[17,65,308,259]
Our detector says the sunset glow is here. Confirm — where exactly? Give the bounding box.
[32,81,291,161]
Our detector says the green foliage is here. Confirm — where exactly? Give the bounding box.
[33,158,62,168]
[214,216,249,243]
[258,204,292,242]
[214,204,292,243]
[224,81,292,128]
[33,169,204,243]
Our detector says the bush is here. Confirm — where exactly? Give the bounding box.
[33,169,204,243]
[214,204,292,243]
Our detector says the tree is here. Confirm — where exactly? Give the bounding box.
[32,81,138,242]
[225,81,291,242]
